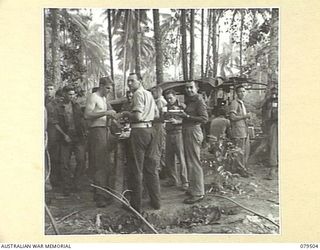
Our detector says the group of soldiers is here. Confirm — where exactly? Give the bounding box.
[44,73,278,212]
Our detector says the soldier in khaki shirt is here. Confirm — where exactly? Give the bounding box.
[120,73,161,212]
[229,85,251,170]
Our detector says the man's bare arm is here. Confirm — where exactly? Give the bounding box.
[84,94,114,120]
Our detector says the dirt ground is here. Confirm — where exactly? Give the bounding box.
[45,149,279,235]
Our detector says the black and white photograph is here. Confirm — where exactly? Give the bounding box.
[44,8,279,235]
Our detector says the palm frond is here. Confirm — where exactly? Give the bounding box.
[65,11,89,34]
[112,9,125,35]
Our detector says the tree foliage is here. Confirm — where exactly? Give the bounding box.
[45,9,108,92]
[44,8,278,97]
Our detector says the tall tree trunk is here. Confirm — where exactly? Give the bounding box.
[107,10,114,79]
[134,9,142,77]
[201,9,204,79]
[189,9,195,80]
[220,55,227,78]
[229,9,237,68]
[268,8,279,87]
[175,30,180,79]
[50,8,61,88]
[112,9,115,22]
[216,22,221,76]
[205,9,212,77]
[130,62,135,72]
[107,9,115,98]
[175,28,180,79]
[79,36,85,83]
[44,9,47,81]
[214,10,223,77]
[180,9,188,81]
[211,9,217,78]
[122,10,131,94]
[153,9,164,84]
[239,9,245,75]
[85,53,89,92]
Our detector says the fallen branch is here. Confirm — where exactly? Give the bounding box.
[46,210,79,231]
[266,199,279,205]
[91,184,158,234]
[207,190,279,228]
[122,189,132,200]
[45,203,60,235]
[100,185,131,203]
[58,210,79,223]
[254,197,279,205]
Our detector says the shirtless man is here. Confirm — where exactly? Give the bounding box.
[84,76,116,207]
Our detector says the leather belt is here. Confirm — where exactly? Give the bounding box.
[89,126,106,129]
[131,122,153,128]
